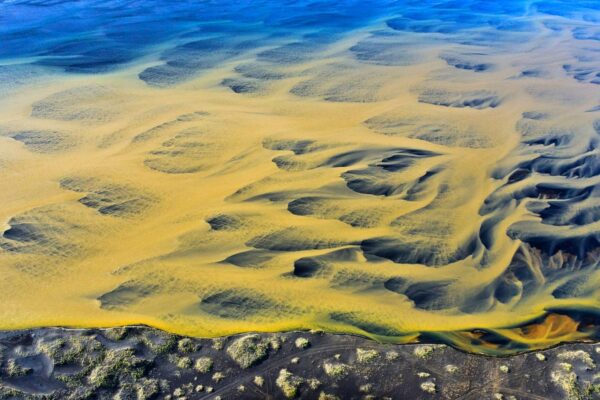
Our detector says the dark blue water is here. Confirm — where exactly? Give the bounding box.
[1,0,597,76]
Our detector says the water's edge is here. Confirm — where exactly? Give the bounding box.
[0,325,598,399]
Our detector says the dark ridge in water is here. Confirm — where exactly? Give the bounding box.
[440,53,493,72]
[199,289,277,319]
[8,130,74,153]
[98,281,159,310]
[0,205,86,259]
[564,64,600,85]
[293,257,329,277]
[60,177,154,218]
[418,88,502,109]
[334,148,440,196]
[360,235,478,267]
[221,250,275,268]
[263,138,317,155]
[247,228,347,251]
[2,223,44,243]
[205,214,243,231]
[221,77,263,94]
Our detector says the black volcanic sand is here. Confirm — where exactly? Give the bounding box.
[1,327,599,399]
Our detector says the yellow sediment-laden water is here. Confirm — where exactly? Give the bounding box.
[0,0,599,354]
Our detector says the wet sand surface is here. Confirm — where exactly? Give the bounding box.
[0,0,599,355]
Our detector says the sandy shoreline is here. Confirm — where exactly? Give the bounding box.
[1,326,599,399]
